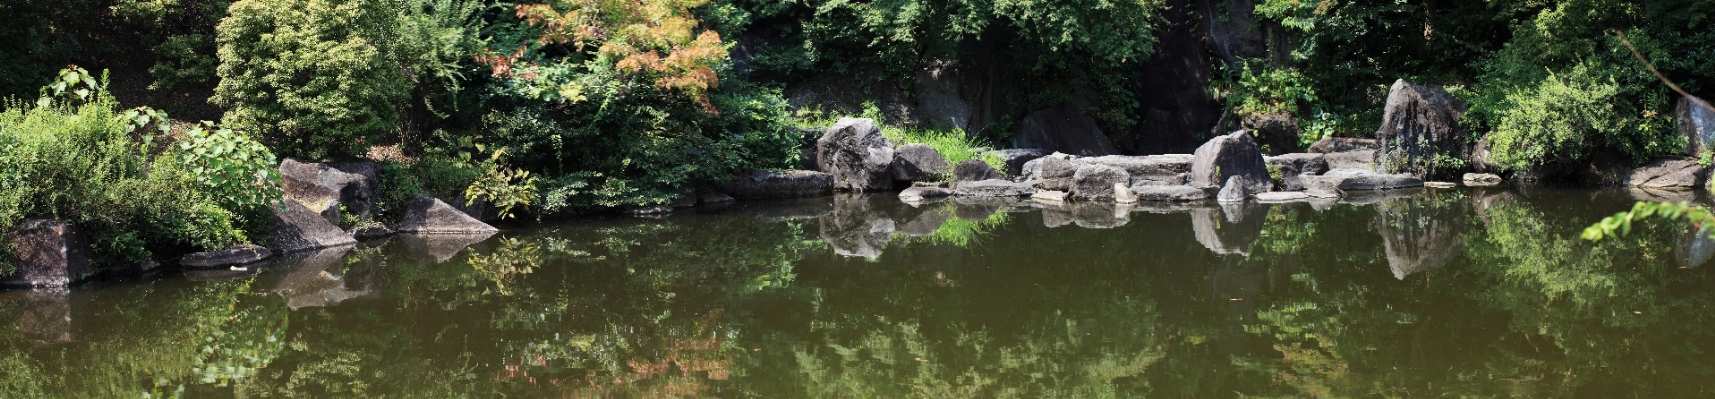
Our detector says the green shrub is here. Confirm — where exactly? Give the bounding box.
[1483,63,1676,169]
[213,0,411,160]
[1,70,250,270]
[176,121,285,211]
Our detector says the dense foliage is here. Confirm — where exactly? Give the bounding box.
[1241,0,1713,169]
[0,68,264,270]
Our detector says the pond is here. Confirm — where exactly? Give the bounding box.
[4,188,1715,397]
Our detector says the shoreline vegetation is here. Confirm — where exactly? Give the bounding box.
[2,0,1713,283]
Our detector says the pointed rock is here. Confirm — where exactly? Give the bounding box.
[395,195,500,234]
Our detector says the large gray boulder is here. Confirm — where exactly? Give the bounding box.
[954,179,1035,197]
[1463,173,1504,187]
[1070,164,1130,201]
[1074,154,1194,183]
[265,200,358,253]
[952,159,1002,183]
[989,148,1048,176]
[720,170,834,199]
[1265,153,1329,191]
[891,143,951,182]
[817,118,896,191]
[179,245,274,269]
[395,195,500,234]
[1133,185,1211,202]
[1305,169,1424,191]
[1626,157,1706,190]
[280,159,381,224]
[1374,80,1471,178]
[1011,107,1120,156]
[1190,131,1272,193]
[1,218,93,288]
[1679,96,1715,159]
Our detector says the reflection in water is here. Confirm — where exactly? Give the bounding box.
[265,245,374,310]
[5,189,1715,397]
[1192,202,1266,255]
[1374,192,1466,280]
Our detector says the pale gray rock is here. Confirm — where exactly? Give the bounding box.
[1217,176,1251,203]
[1071,164,1131,201]
[954,179,1035,197]
[899,186,954,202]
[1134,186,1212,202]
[1304,169,1424,191]
[1190,131,1272,193]
[395,195,500,234]
[279,159,381,224]
[1625,157,1706,190]
[1463,173,1504,187]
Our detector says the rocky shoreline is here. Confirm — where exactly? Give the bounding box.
[5,82,1712,289]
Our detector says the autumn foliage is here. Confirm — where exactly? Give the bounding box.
[484,0,726,111]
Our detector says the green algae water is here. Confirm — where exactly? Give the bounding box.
[5,188,1715,397]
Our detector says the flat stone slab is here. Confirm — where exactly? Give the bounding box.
[721,170,834,199]
[1307,169,1424,190]
[899,186,954,202]
[1133,185,1211,202]
[1463,173,1505,187]
[179,245,274,269]
[1073,154,1193,182]
[953,179,1035,197]
[1253,192,1310,202]
[1032,190,1069,203]
[1425,182,1457,188]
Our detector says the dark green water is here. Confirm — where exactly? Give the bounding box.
[5,188,1715,398]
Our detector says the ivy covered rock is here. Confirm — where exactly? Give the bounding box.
[1679,96,1715,159]
[1374,80,1471,179]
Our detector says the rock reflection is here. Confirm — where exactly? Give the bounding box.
[1039,202,1131,229]
[818,194,896,259]
[395,231,495,263]
[1679,227,1715,269]
[265,245,375,309]
[0,289,71,345]
[1192,202,1267,255]
[1374,193,1466,280]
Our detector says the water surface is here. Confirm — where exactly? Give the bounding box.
[5,188,1715,397]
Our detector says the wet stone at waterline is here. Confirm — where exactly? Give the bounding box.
[5,188,1715,397]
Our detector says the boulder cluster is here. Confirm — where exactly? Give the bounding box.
[2,159,501,288]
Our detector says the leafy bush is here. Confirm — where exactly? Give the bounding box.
[214,0,484,160]
[176,121,285,211]
[1,69,250,269]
